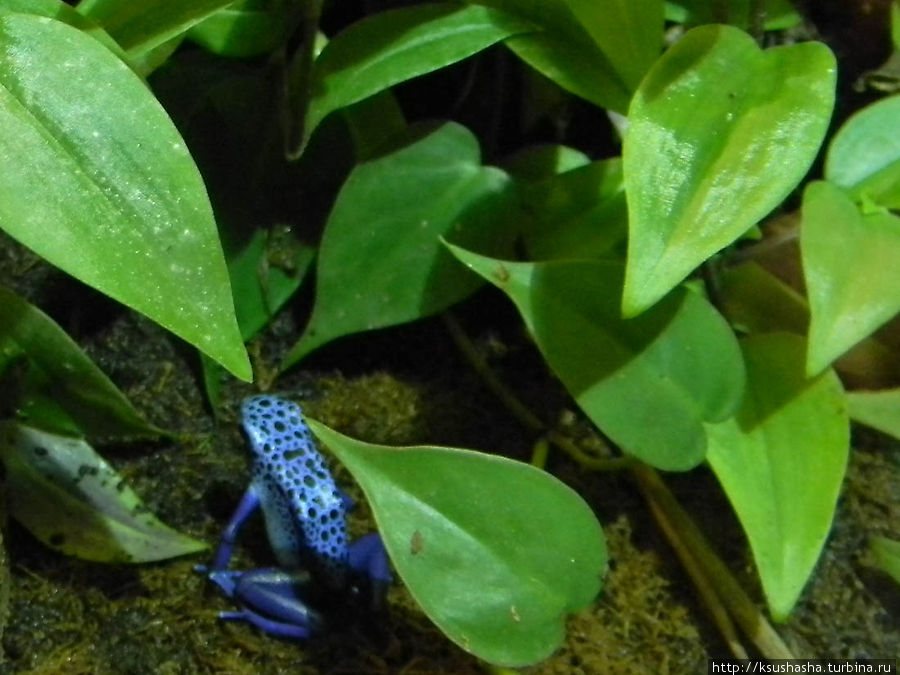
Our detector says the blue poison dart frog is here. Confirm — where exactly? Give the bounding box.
[198,395,392,639]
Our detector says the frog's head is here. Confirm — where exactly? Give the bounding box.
[240,395,308,460]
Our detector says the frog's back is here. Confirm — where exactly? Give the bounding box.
[241,396,348,571]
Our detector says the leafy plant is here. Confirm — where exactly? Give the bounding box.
[0,283,206,562]
[1,0,898,668]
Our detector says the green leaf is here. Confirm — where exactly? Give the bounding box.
[622,25,835,315]
[825,94,900,210]
[446,245,745,471]
[306,419,606,667]
[893,0,900,51]
[562,0,662,92]
[466,0,632,112]
[76,0,235,57]
[228,227,314,342]
[188,0,292,58]
[518,157,627,261]
[284,122,514,367]
[846,388,900,440]
[302,3,535,151]
[719,261,808,336]
[664,0,802,30]
[800,181,900,375]
[706,333,849,621]
[0,0,130,63]
[0,14,250,381]
[0,422,207,562]
[342,90,407,162]
[0,284,161,439]
[504,144,591,180]
[870,536,900,585]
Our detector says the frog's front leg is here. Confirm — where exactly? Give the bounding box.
[209,487,262,571]
[209,568,324,639]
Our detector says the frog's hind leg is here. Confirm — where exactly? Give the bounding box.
[347,533,392,607]
[219,608,315,640]
[212,568,323,639]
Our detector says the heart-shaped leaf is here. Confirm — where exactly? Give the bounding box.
[846,388,900,441]
[0,14,250,380]
[283,122,514,368]
[0,422,207,562]
[302,3,534,150]
[623,24,835,315]
[706,333,849,621]
[446,244,745,470]
[306,419,606,667]
[801,180,900,375]
[825,94,900,210]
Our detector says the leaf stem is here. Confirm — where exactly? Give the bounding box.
[633,463,748,659]
[631,464,794,659]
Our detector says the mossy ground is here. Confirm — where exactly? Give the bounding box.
[0,256,897,673]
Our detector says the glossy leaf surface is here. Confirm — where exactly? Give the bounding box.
[825,94,900,210]
[284,122,513,367]
[0,422,207,562]
[706,333,849,621]
[303,3,534,149]
[801,181,900,375]
[623,25,835,315]
[447,245,745,470]
[307,419,606,667]
[0,14,250,380]
[0,284,160,439]
[846,388,900,440]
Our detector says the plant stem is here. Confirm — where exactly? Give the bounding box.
[631,464,794,659]
[442,312,543,433]
[635,464,748,659]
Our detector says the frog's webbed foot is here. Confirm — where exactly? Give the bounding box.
[208,567,323,638]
